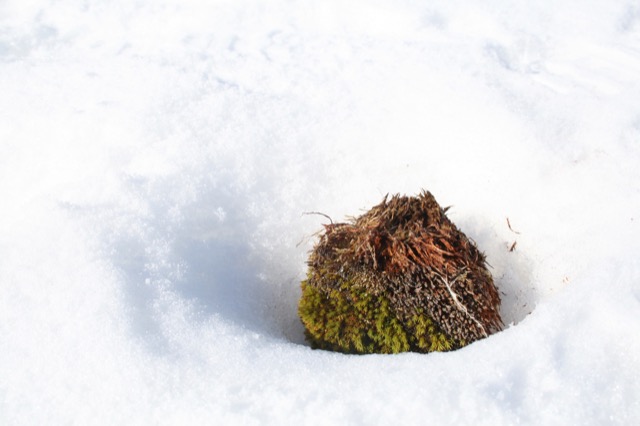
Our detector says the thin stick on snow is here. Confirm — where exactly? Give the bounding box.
[507,217,521,234]
[303,211,333,224]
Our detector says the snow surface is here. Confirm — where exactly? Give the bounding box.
[1,0,640,424]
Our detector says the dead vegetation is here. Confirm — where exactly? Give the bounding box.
[299,190,503,353]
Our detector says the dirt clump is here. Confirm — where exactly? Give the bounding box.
[299,190,502,354]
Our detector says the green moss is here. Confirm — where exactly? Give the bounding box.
[405,309,457,352]
[299,277,458,354]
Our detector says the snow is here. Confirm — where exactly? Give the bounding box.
[1,0,639,424]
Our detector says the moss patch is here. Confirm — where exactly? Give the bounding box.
[299,279,458,354]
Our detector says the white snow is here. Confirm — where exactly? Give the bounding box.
[1,0,640,424]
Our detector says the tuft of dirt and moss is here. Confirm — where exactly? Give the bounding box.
[298,190,503,354]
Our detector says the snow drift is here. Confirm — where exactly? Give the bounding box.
[1,0,639,424]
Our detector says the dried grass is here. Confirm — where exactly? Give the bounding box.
[305,190,502,347]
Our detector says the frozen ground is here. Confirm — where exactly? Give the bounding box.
[1,0,639,424]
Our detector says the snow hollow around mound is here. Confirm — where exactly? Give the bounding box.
[1,0,639,424]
